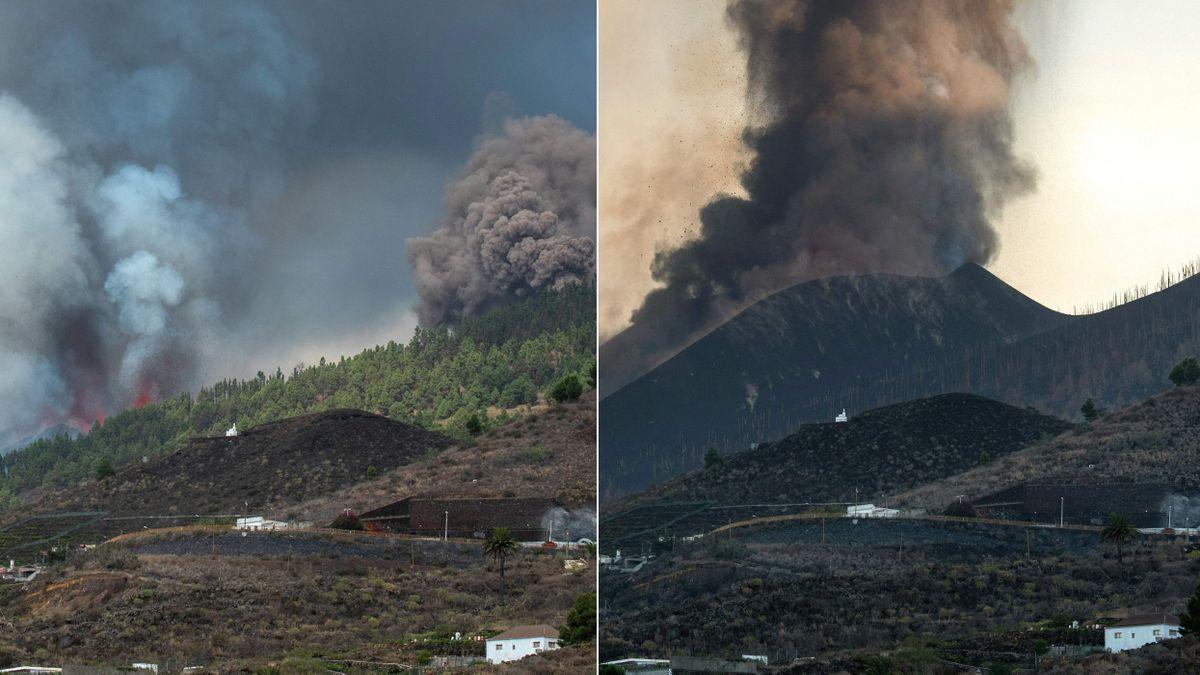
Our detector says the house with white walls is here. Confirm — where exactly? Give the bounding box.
[1104,613,1181,652]
[485,625,560,664]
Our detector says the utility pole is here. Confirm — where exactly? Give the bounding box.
[444,510,449,541]
[1060,497,1064,528]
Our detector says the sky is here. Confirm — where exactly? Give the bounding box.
[599,0,1200,339]
[0,0,595,444]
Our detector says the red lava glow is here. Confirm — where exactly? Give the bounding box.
[133,391,152,409]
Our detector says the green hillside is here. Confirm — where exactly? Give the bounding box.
[0,285,595,507]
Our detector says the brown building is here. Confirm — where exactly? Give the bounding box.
[359,493,556,541]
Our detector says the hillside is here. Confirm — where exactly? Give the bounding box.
[32,410,453,518]
[289,391,597,523]
[0,285,595,509]
[893,385,1200,512]
[600,265,1071,499]
[0,299,598,671]
[0,388,597,561]
[601,264,1200,500]
[600,517,1200,667]
[622,394,1071,508]
[0,529,593,671]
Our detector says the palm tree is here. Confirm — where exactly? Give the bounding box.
[1101,513,1138,563]
[484,527,518,577]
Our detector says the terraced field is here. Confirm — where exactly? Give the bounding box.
[0,512,105,561]
[599,501,714,552]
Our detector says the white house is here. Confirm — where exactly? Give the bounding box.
[1104,613,1181,652]
[485,624,560,664]
[846,504,899,518]
[600,658,671,674]
[235,516,298,531]
[835,409,848,423]
[225,424,238,437]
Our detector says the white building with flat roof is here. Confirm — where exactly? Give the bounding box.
[1105,613,1181,652]
[486,625,560,664]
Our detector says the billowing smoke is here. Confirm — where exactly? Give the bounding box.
[1162,495,1200,530]
[541,506,597,542]
[407,115,596,326]
[0,0,314,443]
[606,0,1034,389]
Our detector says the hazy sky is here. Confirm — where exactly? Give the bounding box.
[599,0,1200,338]
[0,0,595,442]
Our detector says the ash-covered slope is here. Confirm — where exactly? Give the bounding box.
[894,385,1200,511]
[47,409,454,516]
[624,393,1071,507]
[601,264,1071,499]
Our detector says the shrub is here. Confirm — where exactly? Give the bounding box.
[703,447,723,469]
[560,591,596,645]
[465,413,483,436]
[548,374,584,402]
[330,511,363,531]
[1170,357,1200,387]
[96,458,116,480]
[944,500,979,518]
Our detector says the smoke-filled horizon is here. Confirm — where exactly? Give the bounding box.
[0,0,595,447]
[600,0,1033,391]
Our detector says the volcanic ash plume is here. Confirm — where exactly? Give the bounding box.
[615,0,1034,381]
[407,115,596,326]
[0,0,314,443]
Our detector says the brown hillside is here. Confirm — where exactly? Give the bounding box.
[289,391,596,524]
[39,409,454,517]
[893,385,1200,510]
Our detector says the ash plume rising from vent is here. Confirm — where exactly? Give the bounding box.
[0,0,314,444]
[407,115,596,326]
[606,0,1034,390]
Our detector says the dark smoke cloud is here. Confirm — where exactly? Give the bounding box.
[0,1,595,446]
[608,0,1034,390]
[407,115,596,326]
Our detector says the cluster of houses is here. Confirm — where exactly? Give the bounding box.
[0,561,40,583]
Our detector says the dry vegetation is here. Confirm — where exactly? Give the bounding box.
[893,386,1200,511]
[0,530,593,672]
[289,391,595,524]
[600,521,1200,668]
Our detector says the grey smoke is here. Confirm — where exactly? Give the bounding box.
[0,1,310,435]
[1163,494,1200,529]
[407,115,596,326]
[541,506,597,542]
[607,0,1034,387]
[0,0,594,446]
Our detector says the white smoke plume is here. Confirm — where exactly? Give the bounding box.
[0,0,314,443]
[407,115,596,326]
[541,506,597,542]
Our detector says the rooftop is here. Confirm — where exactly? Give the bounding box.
[488,624,559,641]
[1109,613,1180,628]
